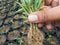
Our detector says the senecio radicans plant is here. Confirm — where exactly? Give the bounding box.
[16,0,44,45]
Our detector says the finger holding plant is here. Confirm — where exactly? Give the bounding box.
[16,0,45,45]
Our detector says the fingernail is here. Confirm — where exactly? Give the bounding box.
[28,14,38,22]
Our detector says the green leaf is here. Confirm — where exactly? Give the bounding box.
[20,15,27,19]
[15,37,23,45]
[0,0,1,1]
[16,0,43,15]
[37,0,43,9]
[49,35,52,38]
[16,8,23,13]
[16,2,29,14]
[34,0,39,10]
[40,6,47,9]
[25,0,33,6]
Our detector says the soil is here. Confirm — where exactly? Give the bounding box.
[4,17,13,24]
[57,30,60,37]
[20,25,29,34]
[0,35,6,45]
[7,0,14,3]
[0,25,10,33]
[0,20,3,26]
[8,30,20,40]
[11,21,22,29]
[7,42,17,45]
[8,11,15,16]
[0,13,6,19]
[46,36,59,45]
[1,6,7,13]
[28,29,44,45]
[13,14,20,20]
[22,36,28,44]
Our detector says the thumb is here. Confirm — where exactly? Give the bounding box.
[28,11,45,23]
[28,6,60,23]
[28,7,51,23]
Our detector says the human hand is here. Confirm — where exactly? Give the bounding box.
[28,0,60,29]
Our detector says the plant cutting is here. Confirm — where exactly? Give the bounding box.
[16,0,44,45]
